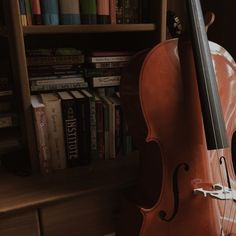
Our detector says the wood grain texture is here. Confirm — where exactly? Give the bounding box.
[0,210,40,236]
[0,155,138,216]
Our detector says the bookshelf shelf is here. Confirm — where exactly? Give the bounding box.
[23,24,157,35]
[0,153,138,215]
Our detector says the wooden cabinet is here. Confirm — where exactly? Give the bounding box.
[41,189,121,236]
[0,211,40,236]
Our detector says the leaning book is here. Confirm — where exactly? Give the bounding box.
[31,95,52,174]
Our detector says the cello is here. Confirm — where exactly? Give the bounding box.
[119,0,236,235]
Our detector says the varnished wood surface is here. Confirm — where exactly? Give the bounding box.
[23,24,156,35]
[41,188,121,236]
[0,154,138,216]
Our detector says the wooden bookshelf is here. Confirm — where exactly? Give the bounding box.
[23,24,157,35]
[0,153,138,215]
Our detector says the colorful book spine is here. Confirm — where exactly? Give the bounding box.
[30,0,42,24]
[80,0,97,24]
[18,0,27,26]
[59,0,81,24]
[40,0,59,25]
[96,0,110,24]
[58,91,80,167]
[31,95,51,175]
[109,0,116,24]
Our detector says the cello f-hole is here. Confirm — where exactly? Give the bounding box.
[159,163,190,222]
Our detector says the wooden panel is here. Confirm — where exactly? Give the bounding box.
[41,189,121,236]
[0,210,40,236]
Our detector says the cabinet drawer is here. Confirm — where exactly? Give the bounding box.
[0,210,40,236]
[41,189,121,236]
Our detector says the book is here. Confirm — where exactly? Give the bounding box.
[123,0,139,23]
[87,55,131,63]
[87,75,120,87]
[59,0,81,24]
[101,96,115,159]
[96,0,110,24]
[80,89,98,161]
[80,0,97,24]
[30,0,42,24]
[40,93,66,170]
[27,55,85,66]
[93,94,105,159]
[116,0,123,24]
[89,61,128,68]
[24,0,32,25]
[18,0,27,26]
[30,81,88,92]
[109,0,116,24]
[40,0,59,25]
[58,91,80,167]
[70,90,90,164]
[0,113,18,128]
[31,95,51,175]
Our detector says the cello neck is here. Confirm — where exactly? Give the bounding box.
[186,0,228,149]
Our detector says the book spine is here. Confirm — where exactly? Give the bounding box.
[30,81,88,92]
[116,0,123,24]
[89,76,120,87]
[109,0,116,24]
[30,0,42,24]
[24,0,32,25]
[61,99,80,167]
[90,61,128,68]
[75,98,90,164]
[0,113,18,128]
[123,0,139,23]
[27,55,85,66]
[102,101,110,159]
[44,99,66,170]
[18,0,27,26]
[30,77,84,86]
[59,0,81,24]
[95,100,105,159]
[96,0,110,24]
[87,55,131,63]
[88,96,98,160]
[80,0,97,24]
[32,105,51,174]
[40,0,59,25]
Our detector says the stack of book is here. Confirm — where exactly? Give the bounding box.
[31,89,134,175]
[27,48,88,92]
[18,0,143,26]
[85,51,133,96]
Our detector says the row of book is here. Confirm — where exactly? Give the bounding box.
[31,90,133,175]
[26,48,134,93]
[19,0,142,26]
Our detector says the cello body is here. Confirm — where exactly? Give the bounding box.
[119,32,236,236]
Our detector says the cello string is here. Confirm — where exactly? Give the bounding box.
[188,0,228,234]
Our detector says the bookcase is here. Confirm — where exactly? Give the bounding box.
[0,0,167,235]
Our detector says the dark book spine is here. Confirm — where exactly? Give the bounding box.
[76,98,91,164]
[95,100,105,159]
[123,0,139,23]
[61,99,80,167]
[80,0,97,24]
[116,0,123,24]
